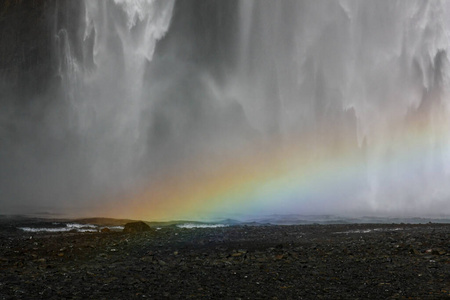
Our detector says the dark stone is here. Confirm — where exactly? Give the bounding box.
[432,248,446,255]
[122,221,153,233]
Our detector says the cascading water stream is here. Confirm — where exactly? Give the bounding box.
[67,0,175,194]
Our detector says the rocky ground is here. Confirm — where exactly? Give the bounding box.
[0,219,449,299]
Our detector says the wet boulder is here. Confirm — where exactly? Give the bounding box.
[123,221,153,233]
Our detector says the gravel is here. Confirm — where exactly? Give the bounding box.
[0,220,449,299]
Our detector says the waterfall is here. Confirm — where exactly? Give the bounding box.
[1,0,449,218]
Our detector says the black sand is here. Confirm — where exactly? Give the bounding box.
[0,219,449,299]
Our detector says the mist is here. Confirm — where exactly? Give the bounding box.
[1,0,450,220]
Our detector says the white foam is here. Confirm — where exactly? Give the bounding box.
[336,228,404,234]
[177,224,228,229]
[106,226,125,230]
[67,223,97,229]
[18,223,97,233]
[19,227,73,233]
[18,223,126,233]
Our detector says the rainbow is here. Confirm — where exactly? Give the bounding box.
[99,108,450,221]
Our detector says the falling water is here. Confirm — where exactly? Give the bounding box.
[0,0,449,219]
[225,1,450,215]
[75,0,175,190]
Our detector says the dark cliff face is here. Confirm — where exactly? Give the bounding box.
[0,0,54,98]
[0,0,83,101]
[0,1,86,213]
